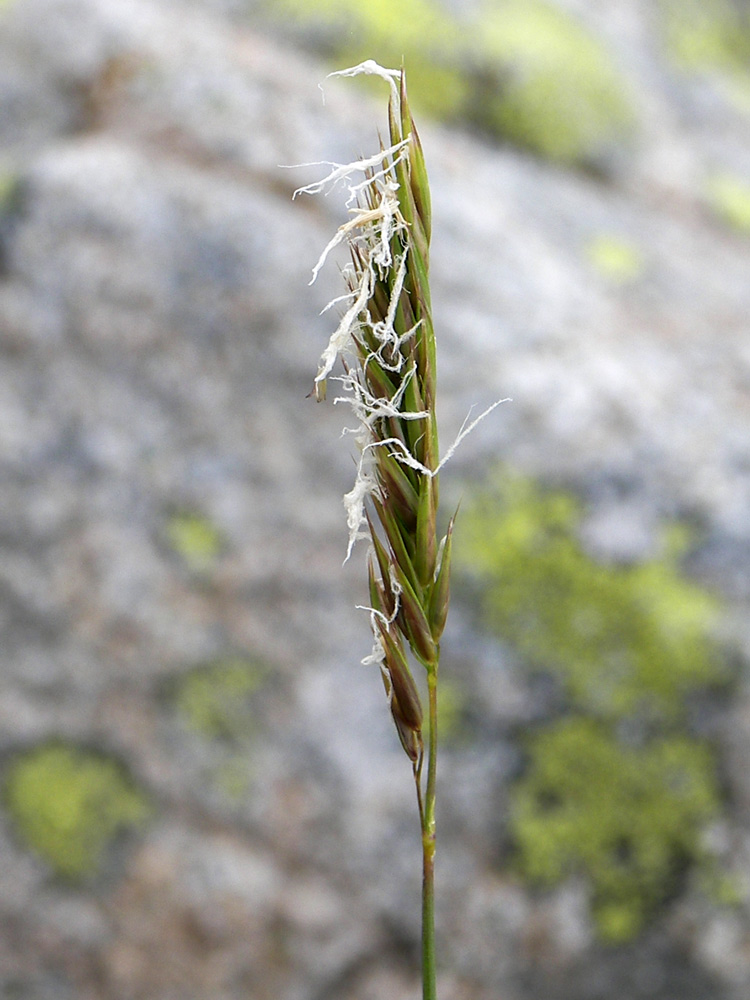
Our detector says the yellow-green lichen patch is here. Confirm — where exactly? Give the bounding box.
[164,510,224,573]
[661,0,750,74]
[175,657,269,743]
[3,744,151,880]
[269,0,469,120]
[266,0,636,167]
[585,235,644,283]
[455,471,728,940]
[172,658,272,802]
[705,172,750,235]
[457,473,723,722]
[0,171,21,214]
[660,0,750,109]
[511,718,719,942]
[473,1,636,166]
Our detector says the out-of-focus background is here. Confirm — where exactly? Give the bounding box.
[2,0,750,997]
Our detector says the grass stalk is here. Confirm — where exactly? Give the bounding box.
[295,60,455,998]
[421,672,438,1000]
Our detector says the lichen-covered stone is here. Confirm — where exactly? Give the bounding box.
[585,235,644,283]
[0,171,20,213]
[456,471,728,940]
[706,172,750,235]
[3,744,151,879]
[1,0,750,995]
[164,510,225,573]
[267,0,636,167]
[174,657,269,742]
[456,472,725,722]
[660,0,750,110]
[661,0,750,74]
[469,1,636,166]
[511,718,720,942]
[269,0,469,119]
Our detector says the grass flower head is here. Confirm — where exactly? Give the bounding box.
[293,62,504,998]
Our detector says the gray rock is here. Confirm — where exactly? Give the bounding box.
[1,0,750,997]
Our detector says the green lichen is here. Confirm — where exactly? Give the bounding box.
[458,474,723,721]
[661,0,750,110]
[268,0,469,120]
[3,744,150,880]
[165,510,224,573]
[0,172,21,214]
[662,0,750,73]
[266,0,636,167]
[705,172,750,235]
[456,471,727,939]
[214,757,254,800]
[173,658,270,802]
[473,1,636,166]
[175,657,268,743]
[585,235,644,283]
[512,719,719,942]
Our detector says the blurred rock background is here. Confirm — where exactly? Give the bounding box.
[1,0,750,997]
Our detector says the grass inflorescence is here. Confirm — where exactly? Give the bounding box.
[293,60,479,1000]
[297,61,450,774]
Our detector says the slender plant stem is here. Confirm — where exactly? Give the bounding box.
[421,668,438,1000]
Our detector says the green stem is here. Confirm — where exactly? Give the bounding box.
[421,667,438,1000]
